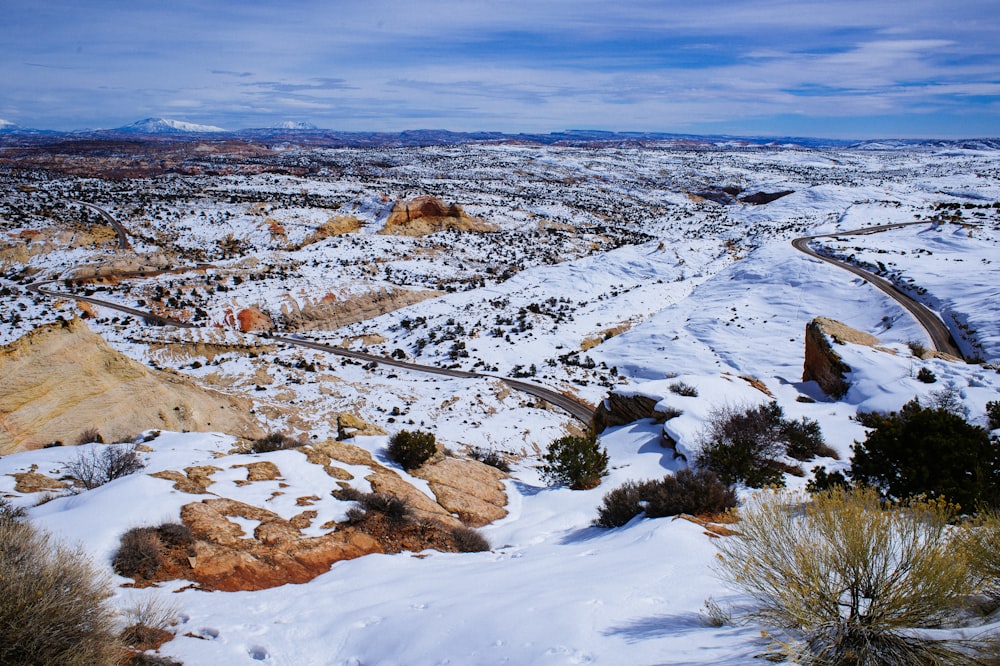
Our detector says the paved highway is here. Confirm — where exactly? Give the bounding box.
[73,200,132,250]
[791,222,965,359]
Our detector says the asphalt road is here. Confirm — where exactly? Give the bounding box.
[73,200,132,251]
[791,222,965,359]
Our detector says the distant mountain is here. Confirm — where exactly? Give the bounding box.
[0,119,19,132]
[273,121,318,130]
[114,117,227,134]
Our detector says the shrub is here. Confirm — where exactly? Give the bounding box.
[358,492,412,523]
[249,431,302,453]
[0,510,122,665]
[113,527,163,579]
[695,402,831,488]
[593,469,737,528]
[120,595,178,651]
[715,487,979,665]
[156,522,193,548]
[989,400,1000,431]
[540,433,608,490]
[805,466,851,494]
[850,398,1000,509]
[450,526,491,552]
[468,446,511,473]
[386,429,437,470]
[76,427,104,445]
[916,366,937,383]
[66,441,145,490]
[669,381,698,397]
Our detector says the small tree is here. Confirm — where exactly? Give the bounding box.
[851,398,1000,509]
[716,487,979,665]
[386,430,437,470]
[540,433,608,490]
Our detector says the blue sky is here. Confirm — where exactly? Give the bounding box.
[2,0,998,137]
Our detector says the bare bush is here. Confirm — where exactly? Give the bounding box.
[716,487,980,665]
[0,510,122,665]
[451,526,491,552]
[113,527,163,580]
[468,446,511,473]
[121,594,178,651]
[593,468,737,528]
[66,441,145,490]
[249,431,303,453]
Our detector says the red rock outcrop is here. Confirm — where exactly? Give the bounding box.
[802,317,880,398]
[380,196,496,236]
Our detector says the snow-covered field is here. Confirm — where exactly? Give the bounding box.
[1,143,999,664]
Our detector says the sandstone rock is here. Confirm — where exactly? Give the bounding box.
[149,465,221,494]
[233,461,281,485]
[0,318,264,454]
[380,196,496,236]
[803,317,880,398]
[412,458,508,526]
[235,307,273,333]
[593,391,662,432]
[11,468,65,493]
[280,288,439,333]
[337,413,387,440]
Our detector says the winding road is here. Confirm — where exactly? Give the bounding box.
[791,222,964,359]
[27,204,965,429]
[29,203,596,423]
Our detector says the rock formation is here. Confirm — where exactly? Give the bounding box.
[279,287,439,332]
[802,317,880,398]
[593,391,662,432]
[0,318,264,453]
[379,195,496,236]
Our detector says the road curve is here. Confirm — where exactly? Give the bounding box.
[791,222,964,359]
[72,200,132,251]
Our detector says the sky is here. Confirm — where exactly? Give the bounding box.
[1,0,998,138]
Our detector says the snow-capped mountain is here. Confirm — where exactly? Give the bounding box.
[0,119,18,132]
[114,117,227,134]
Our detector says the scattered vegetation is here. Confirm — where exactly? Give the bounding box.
[0,500,122,665]
[66,441,145,490]
[248,431,304,453]
[695,402,832,488]
[387,429,437,470]
[916,366,937,383]
[668,381,699,397]
[468,446,511,473]
[594,468,737,528]
[540,432,609,490]
[851,398,1000,510]
[716,487,981,665]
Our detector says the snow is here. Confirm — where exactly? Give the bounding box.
[1,143,999,663]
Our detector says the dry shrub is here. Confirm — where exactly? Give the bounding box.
[66,441,145,490]
[249,431,303,453]
[593,468,737,528]
[120,594,178,651]
[450,526,491,552]
[0,510,122,665]
[114,527,163,580]
[716,487,982,665]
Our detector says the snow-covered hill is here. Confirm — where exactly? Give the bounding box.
[115,117,227,133]
[0,142,998,664]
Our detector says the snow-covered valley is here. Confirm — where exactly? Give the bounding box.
[1,141,999,664]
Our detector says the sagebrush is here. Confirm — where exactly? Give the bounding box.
[387,429,437,470]
[594,468,737,528]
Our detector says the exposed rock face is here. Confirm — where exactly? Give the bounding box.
[803,317,880,398]
[412,457,508,527]
[593,391,662,432]
[280,288,439,332]
[380,196,496,236]
[336,413,387,440]
[234,307,273,333]
[0,318,264,453]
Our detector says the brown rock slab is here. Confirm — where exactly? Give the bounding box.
[413,458,508,526]
[150,465,221,494]
[802,317,879,398]
[233,461,281,485]
[11,468,65,493]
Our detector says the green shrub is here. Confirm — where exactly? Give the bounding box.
[850,398,1000,509]
[916,366,937,383]
[715,487,979,665]
[805,466,851,494]
[540,433,608,490]
[0,510,122,665]
[986,400,1000,430]
[387,429,437,470]
[695,402,831,488]
[594,468,737,528]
